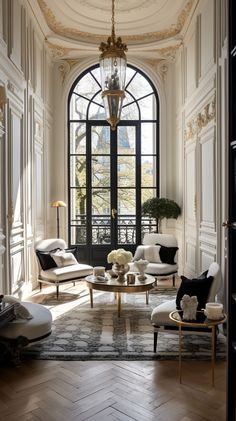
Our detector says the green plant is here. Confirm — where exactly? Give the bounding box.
[142,197,181,233]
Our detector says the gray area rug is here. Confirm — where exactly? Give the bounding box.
[23,287,226,361]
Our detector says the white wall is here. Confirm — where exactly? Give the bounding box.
[0,0,54,296]
[172,0,228,285]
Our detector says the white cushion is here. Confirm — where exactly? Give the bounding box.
[128,262,178,275]
[207,262,221,302]
[0,302,52,341]
[35,238,67,252]
[151,299,176,325]
[143,233,178,247]
[144,245,161,263]
[40,263,93,282]
[51,250,78,268]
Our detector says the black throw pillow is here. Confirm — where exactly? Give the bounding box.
[155,244,178,265]
[36,248,59,271]
[176,274,214,310]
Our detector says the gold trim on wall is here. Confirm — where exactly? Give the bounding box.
[184,95,216,141]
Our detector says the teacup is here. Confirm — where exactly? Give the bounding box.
[204,302,224,320]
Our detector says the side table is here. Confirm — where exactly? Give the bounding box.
[169,310,227,387]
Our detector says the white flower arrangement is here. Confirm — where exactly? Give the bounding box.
[107,248,133,265]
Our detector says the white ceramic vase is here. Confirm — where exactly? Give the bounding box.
[135,259,149,281]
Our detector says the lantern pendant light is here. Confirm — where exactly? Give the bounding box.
[99,0,128,130]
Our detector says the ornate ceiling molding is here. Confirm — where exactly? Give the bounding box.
[184,95,216,141]
[37,0,194,44]
[45,40,77,59]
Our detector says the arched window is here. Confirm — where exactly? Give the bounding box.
[68,64,159,265]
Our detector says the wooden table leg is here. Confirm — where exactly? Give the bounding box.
[117,292,121,317]
[146,291,149,304]
[179,325,182,383]
[212,325,215,387]
[89,289,93,308]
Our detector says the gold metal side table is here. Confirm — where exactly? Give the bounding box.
[169,310,227,387]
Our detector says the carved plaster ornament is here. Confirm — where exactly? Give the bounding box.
[37,0,195,44]
[185,95,216,141]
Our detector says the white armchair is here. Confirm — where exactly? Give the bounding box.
[35,238,93,299]
[151,262,222,352]
[129,233,178,286]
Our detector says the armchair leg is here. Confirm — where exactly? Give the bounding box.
[154,331,158,353]
[39,282,42,292]
[56,285,59,300]
[172,275,175,287]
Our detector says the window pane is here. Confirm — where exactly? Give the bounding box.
[121,92,139,120]
[125,67,136,87]
[141,123,156,154]
[74,72,100,99]
[70,94,89,120]
[118,156,135,187]
[71,226,86,245]
[126,72,153,98]
[141,156,156,187]
[92,156,110,187]
[70,188,87,217]
[118,189,136,214]
[70,122,86,154]
[141,188,156,204]
[92,189,110,215]
[70,157,86,187]
[92,126,110,154]
[88,93,105,120]
[138,94,155,120]
[117,126,136,154]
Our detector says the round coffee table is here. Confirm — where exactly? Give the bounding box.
[85,273,156,317]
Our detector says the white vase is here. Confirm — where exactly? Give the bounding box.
[135,259,149,281]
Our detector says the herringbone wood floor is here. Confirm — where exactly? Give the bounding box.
[0,279,226,420]
[0,360,226,420]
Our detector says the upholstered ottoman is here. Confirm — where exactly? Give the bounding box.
[0,300,52,364]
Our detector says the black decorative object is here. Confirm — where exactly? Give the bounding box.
[176,274,213,310]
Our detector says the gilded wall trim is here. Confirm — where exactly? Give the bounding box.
[184,96,216,141]
[37,0,194,44]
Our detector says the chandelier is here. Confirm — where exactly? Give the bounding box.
[99,0,128,130]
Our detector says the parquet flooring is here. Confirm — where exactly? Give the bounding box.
[0,278,226,420]
[0,360,226,420]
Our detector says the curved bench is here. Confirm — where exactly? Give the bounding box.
[0,300,52,364]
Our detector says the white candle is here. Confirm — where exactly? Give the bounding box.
[93,266,105,277]
[204,302,224,319]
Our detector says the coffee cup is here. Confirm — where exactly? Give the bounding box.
[204,302,224,320]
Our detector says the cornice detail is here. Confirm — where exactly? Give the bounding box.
[57,60,80,84]
[184,95,216,141]
[37,0,194,44]
[45,40,77,59]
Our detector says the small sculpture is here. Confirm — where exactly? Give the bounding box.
[180,294,198,320]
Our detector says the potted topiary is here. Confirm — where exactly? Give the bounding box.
[142,197,181,233]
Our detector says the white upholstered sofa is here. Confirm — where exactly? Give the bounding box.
[35,238,93,299]
[128,233,178,286]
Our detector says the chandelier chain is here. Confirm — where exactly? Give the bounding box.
[111,0,115,41]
